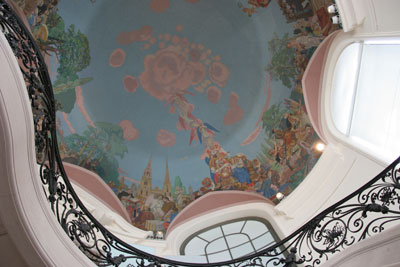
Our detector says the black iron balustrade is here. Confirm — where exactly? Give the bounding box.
[1,1,400,266]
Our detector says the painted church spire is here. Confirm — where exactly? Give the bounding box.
[163,157,172,198]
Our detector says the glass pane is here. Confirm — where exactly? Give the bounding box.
[231,242,255,258]
[252,232,274,250]
[208,250,232,263]
[182,219,280,261]
[166,255,207,264]
[198,227,222,242]
[331,42,361,135]
[386,83,400,160]
[222,220,245,235]
[241,220,268,239]
[351,43,400,159]
[206,237,228,254]
[184,237,208,256]
[226,233,250,248]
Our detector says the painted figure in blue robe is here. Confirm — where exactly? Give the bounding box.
[232,157,251,184]
[233,167,251,184]
[258,168,281,198]
[204,154,216,181]
[259,178,277,198]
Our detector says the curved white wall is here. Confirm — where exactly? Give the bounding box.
[0,31,94,267]
[1,0,400,265]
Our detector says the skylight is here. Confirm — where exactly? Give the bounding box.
[331,41,400,162]
[181,218,280,263]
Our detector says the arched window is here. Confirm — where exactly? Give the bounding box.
[181,218,281,263]
[331,39,400,162]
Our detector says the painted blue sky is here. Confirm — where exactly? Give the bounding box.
[56,0,294,190]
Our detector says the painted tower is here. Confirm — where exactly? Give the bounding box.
[138,155,152,199]
[118,176,126,192]
[162,158,172,199]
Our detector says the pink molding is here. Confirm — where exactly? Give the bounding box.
[302,30,341,143]
[63,162,131,223]
[166,191,274,237]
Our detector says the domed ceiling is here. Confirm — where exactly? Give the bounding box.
[15,0,338,232]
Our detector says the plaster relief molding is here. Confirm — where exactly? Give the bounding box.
[272,208,289,218]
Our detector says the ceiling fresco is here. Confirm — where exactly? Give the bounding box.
[13,0,339,233]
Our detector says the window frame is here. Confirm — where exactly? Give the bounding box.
[321,33,400,165]
[180,217,283,263]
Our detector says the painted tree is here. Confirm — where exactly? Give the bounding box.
[257,137,274,164]
[45,12,91,79]
[64,133,88,163]
[79,122,128,164]
[172,176,187,201]
[62,122,127,184]
[53,77,93,93]
[43,11,92,113]
[37,11,65,54]
[54,87,75,113]
[265,33,298,88]
[262,103,285,137]
[93,122,128,158]
[94,155,120,185]
[56,24,90,83]
[53,77,93,113]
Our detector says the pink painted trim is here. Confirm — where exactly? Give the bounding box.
[63,162,131,223]
[302,30,341,143]
[166,191,274,237]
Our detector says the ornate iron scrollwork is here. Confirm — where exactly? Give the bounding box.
[1,1,400,266]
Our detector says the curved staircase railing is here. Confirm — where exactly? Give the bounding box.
[1,1,400,266]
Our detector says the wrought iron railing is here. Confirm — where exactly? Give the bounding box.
[1,1,400,266]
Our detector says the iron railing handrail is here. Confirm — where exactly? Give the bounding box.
[1,1,400,266]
